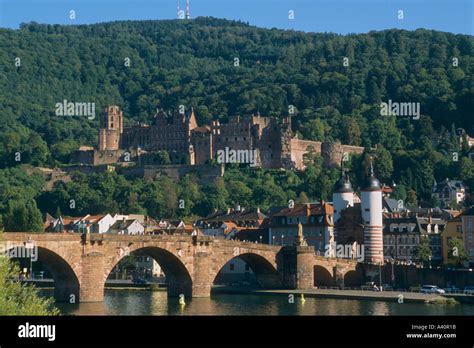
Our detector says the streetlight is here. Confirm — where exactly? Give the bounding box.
[429,255,432,269]
[391,258,395,286]
[259,236,262,244]
[272,236,275,245]
[281,234,285,246]
[378,251,383,291]
[24,240,34,279]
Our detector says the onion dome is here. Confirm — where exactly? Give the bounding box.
[334,171,353,193]
[362,161,382,191]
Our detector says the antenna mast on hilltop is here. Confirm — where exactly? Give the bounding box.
[186,0,191,19]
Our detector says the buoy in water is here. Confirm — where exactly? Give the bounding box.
[179,294,186,306]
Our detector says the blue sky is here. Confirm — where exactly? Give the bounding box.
[0,0,472,34]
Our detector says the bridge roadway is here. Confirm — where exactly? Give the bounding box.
[1,232,360,302]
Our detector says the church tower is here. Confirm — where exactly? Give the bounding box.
[361,161,384,264]
[99,106,123,151]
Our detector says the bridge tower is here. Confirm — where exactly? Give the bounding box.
[361,161,384,264]
[333,169,354,226]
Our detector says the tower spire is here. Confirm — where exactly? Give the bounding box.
[186,0,190,19]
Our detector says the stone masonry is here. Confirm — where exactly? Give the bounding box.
[3,233,360,302]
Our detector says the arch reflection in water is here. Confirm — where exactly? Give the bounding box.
[45,289,474,316]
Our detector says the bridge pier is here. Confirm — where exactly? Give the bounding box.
[333,266,346,288]
[79,252,106,302]
[191,251,211,297]
[295,246,316,290]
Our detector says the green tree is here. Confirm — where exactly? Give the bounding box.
[414,236,432,266]
[448,237,467,266]
[3,199,43,232]
[0,252,58,315]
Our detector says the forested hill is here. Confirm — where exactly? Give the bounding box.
[0,17,472,166]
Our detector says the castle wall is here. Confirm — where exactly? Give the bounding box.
[119,164,224,184]
[290,140,365,170]
[290,139,322,170]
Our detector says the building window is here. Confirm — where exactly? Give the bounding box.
[229,263,235,271]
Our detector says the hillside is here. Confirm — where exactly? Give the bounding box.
[0,17,473,221]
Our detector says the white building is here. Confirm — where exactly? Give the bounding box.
[109,219,145,235]
[432,178,467,207]
[361,165,384,264]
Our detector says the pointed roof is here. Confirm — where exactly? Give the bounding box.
[362,160,381,191]
[188,107,198,130]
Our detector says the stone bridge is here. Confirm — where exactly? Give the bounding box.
[1,233,362,302]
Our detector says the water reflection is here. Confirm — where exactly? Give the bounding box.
[41,289,474,316]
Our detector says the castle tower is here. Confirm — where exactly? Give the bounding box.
[361,161,384,264]
[99,106,123,151]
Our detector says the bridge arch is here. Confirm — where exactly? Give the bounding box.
[343,269,362,287]
[105,245,193,297]
[313,265,333,287]
[212,251,281,289]
[6,244,80,302]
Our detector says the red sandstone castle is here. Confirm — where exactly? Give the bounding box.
[73,105,364,170]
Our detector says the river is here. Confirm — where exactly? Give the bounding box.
[39,289,474,316]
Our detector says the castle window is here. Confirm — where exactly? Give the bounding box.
[111,123,114,128]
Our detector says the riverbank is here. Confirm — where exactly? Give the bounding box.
[212,286,471,304]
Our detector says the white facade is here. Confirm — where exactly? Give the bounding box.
[362,183,384,264]
[333,191,354,223]
[95,214,115,234]
[361,191,383,227]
